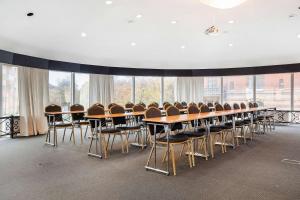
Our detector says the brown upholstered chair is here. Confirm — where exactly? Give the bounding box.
[163,103,172,110]
[92,103,104,108]
[174,102,184,110]
[186,104,208,163]
[139,102,146,108]
[148,102,159,109]
[198,102,204,109]
[145,107,192,176]
[125,102,135,109]
[45,104,74,145]
[70,104,89,144]
[110,105,143,153]
[200,104,225,158]
[87,105,121,158]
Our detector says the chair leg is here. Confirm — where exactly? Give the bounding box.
[72,127,75,144]
[179,143,186,157]
[119,134,124,153]
[62,128,66,142]
[84,125,89,138]
[190,140,195,167]
[80,126,83,144]
[203,137,208,160]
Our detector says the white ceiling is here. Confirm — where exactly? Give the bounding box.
[0,0,299,69]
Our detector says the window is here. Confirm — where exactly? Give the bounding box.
[223,75,254,105]
[203,77,221,103]
[135,76,161,105]
[113,76,133,105]
[256,73,290,109]
[294,73,300,110]
[75,73,89,109]
[163,77,176,103]
[49,71,72,110]
[1,65,19,116]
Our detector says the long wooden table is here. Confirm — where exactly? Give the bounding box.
[143,107,273,175]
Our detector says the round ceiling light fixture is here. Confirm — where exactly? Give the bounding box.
[26,12,34,17]
[205,25,220,35]
[199,0,247,9]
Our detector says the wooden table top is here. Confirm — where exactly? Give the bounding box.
[143,107,271,124]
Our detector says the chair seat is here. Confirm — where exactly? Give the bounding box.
[157,134,189,143]
[74,121,89,125]
[224,120,244,127]
[101,128,120,134]
[50,122,73,127]
[118,124,142,131]
[209,125,223,133]
[244,118,258,123]
[184,128,206,137]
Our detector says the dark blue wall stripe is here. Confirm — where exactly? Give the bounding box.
[1,49,300,76]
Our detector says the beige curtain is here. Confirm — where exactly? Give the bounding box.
[18,67,49,136]
[89,74,114,107]
[176,77,204,103]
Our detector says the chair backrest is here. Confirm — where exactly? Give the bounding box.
[148,103,159,108]
[249,102,254,108]
[207,102,214,107]
[174,102,184,109]
[125,102,135,109]
[163,103,171,110]
[198,102,203,108]
[200,104,210,113]
[233,103,240,110]
[215,103,223,111]
[188,102,197,107]
[108,103,117,109]
[87,105,106,128]
[253,102,259,108]
[133,104,146,112]
[70,104,85,121]
[223,103,232,111]
[139,102,146,108]
[188,104,200,114]
[45,104,63,123]
[92,103,104,108]
[166,106,182,131]
[110,105,126,125]
[240,102,247,109]
[145,107,164,135]
[181,101,187,107]
[163,102,170,106]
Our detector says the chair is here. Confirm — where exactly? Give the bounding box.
[87,105,121,158]
[200,104,225,158]
[181,101,187,107]
[163,102,170,106]
[145,107,192,176]
[110,105,143,153]
[148,102,159,109]
[187,104,208,163]
[92,103,104,108]
[198,102,204,108]
[125,102,135,109]
[207,102,214,108]
[70,104,89,144]
[139,102,146,108]
[234,103,252,144]
[45,104,74,145]
[132,104,147,148]
[163,103,172,110]
[188,102,197,107]
[175,102,184,110]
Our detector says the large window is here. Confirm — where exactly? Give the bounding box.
[1,65,19,116]
[256,73,291,109]
[203,77,221,103]
[163,77,176,103]
[49,71,72,110]
[75,73,89,109]
[294,73,300,110]
[223,75,254,105]
[113,76,133,105]
[135,76,161,105]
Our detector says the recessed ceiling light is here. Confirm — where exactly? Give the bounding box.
[171,20,177,24]
[297,34,300,38]
[289,14,297,19]
[181,45,186,49]
[228,43,233,47]
[228,20,235,24]
[136,14,143,19]
[81,32,87,37]
[26,12,34,17]
[131,42,136,46]
[105,1,112,5]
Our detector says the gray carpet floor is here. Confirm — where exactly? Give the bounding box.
[0,126,300,200]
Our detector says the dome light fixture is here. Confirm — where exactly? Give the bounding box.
[199,0,247,9]
[205,26,220,35]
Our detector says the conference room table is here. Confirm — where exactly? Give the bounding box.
[143,107,273,175]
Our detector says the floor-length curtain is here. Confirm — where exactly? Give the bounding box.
[89,74,114,107]
[18,67,49,136]
[176,77,204,103]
